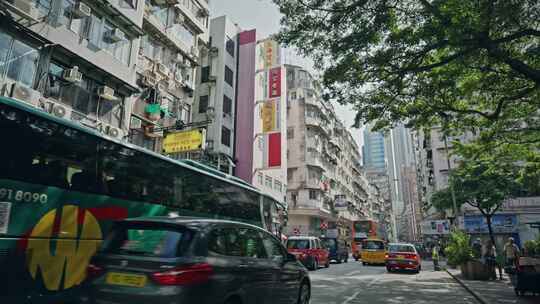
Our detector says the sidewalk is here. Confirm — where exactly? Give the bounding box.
[445,267,537,304]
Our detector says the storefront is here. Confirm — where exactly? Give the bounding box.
[463,214,519,249]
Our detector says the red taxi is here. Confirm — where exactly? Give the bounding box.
[286,236,330,270]
[385,243,421,273]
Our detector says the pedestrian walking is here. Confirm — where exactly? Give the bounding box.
[432,243,440,271]
[503,237,520,268]
[483,240,497,280]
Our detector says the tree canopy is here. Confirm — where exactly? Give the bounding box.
[273,0,540,140]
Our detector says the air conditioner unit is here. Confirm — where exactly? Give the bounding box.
[62,66,83,83]
[157,83,167,92]
[130,116,142,129]
[104,28,125,43]
[97,86,116,100]
[71,2,91,18]
[104,125,123,139]
[174,13,185,24]
[9,83,41,107]
[7,0,40,21]
[207,75,217,83]
[50,103,72,119]
[142,75,157,87]
[190,46,198,57]
[155,63,170,77]
[209,46,218,57]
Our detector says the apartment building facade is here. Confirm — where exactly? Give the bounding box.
[0,0,209,153]
[251,38,287,203]
[284,64,366,236]
[189,15,240,173]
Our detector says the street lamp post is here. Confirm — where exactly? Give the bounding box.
[443,134,459,228]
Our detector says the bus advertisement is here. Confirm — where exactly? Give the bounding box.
[0,96,285,303]
[351,220,378,261]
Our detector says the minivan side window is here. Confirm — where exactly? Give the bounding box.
[207,227,267,259]
[262,233,286,261]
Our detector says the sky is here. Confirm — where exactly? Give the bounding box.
[209,0,364,153]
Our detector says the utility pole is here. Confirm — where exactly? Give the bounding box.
[443,134,459,228]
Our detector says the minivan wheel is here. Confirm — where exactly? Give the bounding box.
[298,282,310,304]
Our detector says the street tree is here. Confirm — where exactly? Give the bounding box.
[273,0,540,139]
[430,155,521,246]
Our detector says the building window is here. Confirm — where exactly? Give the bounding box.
[257,172,263,185]
[224,66,234,87]
[201,66,210,83]
[181,104,191,123]
[85,13,132,65]
[175,23,196,50]
[225,36,235,57]
[287,127,294,139]
[265,176,272,188]
[309,190,318,200]
[221,126,231,147]
[274,180,282,192]
[199,95,208,113]
[223,95,232,116]
[0,32,39,87]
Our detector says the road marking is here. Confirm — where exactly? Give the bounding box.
[344,270,363,276]
[366,275,383,287]
[341,291,360,304]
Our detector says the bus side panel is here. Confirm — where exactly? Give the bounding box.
[0,179,169,302]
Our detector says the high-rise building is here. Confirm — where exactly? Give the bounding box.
[191,15,241,174]
[0,0,209,153]
[384,124,419,241]
[251,38,287,203]
[363,126,386,170]
[285,64,366,236]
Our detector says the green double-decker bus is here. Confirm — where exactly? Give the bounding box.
[0,96,285,303]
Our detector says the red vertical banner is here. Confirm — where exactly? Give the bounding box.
[268,132,281,167]
[268,67,281,98]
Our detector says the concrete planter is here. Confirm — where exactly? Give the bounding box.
[460,260,491,280]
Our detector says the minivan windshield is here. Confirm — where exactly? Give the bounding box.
[321,238,337,249]
[102,224,193,258]
[287,239,310,249]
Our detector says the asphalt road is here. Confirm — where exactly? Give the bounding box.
[309,260,479,304]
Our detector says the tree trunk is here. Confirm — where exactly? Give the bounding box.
[485,214,503,279]
[486,214,496,246]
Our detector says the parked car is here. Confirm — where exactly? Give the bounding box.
[386,243,422,273]
[81,217,311,304]
[321,237,349,263]
[360,239,387,265]
[286,236,330,270]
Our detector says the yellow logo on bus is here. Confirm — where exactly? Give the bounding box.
[26,205,102,291]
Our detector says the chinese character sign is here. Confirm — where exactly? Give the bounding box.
[268,67,281,98]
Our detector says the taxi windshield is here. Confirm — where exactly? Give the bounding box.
[362,240,385,250]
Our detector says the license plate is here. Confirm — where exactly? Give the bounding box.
[106,272,147,287]
[396,255,405,259]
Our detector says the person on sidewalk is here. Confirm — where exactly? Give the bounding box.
[483,240,498,280]
[432,243,440,271]
[472,238,482,259]
[503,237,520,268]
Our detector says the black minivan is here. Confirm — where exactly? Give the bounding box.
[82,217,310,304]
[320,237,349,264]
